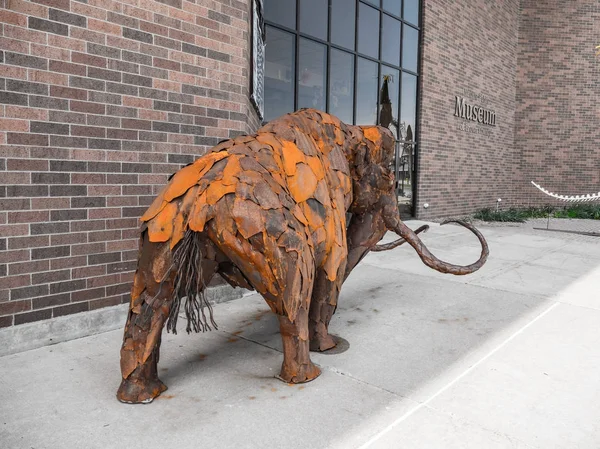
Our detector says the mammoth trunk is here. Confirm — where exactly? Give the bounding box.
[390,219,489,275]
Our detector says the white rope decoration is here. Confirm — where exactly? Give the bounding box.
[531,181,600,203]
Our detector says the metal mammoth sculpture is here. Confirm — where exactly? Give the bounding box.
[117,109,489,403]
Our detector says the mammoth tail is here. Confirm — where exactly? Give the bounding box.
[165,229,217,334]
[392,220,489,275]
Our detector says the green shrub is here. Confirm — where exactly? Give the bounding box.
[473,204,600,222]
[553,204,600,219]
[473,208,528,222]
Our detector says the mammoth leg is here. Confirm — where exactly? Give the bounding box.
[117,234,174,404]
[117,231,219,403]
[308,271,342,352]
[278,304,321,383]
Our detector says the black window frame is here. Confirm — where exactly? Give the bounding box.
[264,0,420,129]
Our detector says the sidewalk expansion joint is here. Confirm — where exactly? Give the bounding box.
[322,365,407,399]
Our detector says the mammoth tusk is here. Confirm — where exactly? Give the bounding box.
[371,225,429,252]
[391,219,489,275]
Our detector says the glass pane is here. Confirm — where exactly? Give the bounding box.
[382,0,401,17]
[358,3,379,59]
[381,14,400,66]
[404,0,419,26]
[362,0,380,6]
[299,0,328,41]
[298,38,326,111]
[264,27,295,122]
[401,72,417,138]
[264,0,297,29]
[378,67,400,137]
[329,49,354,124]
[331,0,356,50]
[402,24,418,72]
[355,58,378,125]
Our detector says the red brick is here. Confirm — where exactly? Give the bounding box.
[4,106,48,121]
[73,265,106,279]
[8,210,50,224]
[71,2,108,21]
[0,65,28,80]
[87,274,120,288]
[0,300,31,316]
[32,0,70,11]
[72,52,107,68]
[70,101,105,114]
[8,0,49,18]
[0,37,30,54]
[51,256,88,270]
[106,35,141,51]
[30,44,71,61]
[123,5,152,22]
[140,20,169,37]
[48,34,87,52]
[50,85,87,100]
[0,119,29,133]
[89,296,122,310]
[28,69,69,86]
[8,260,49,275]
[71,149,106,161]
[71,125,106,138]
[0,274,31,290]
[4,24,47,44]
[31,197,70,210]
[122,96,152,108]
[88,207,121,219]
[88,18,122,36]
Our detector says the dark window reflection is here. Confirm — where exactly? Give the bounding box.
[331,0,356,50]
[382,0,401,17]
[329,49,354,124]
[356,57,378,125]
[264,27,296,121]
[401,72,417,137]
[404,0,419,26]
[264,0,296,29]
[358,3,379,59]
[298,38,327,111]
[299,0,328,41]
[379,67,400,136]
[402,25,418,72]
[381,14,400,66]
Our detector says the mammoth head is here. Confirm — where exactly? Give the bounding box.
[347,125,397,215]
[344,122,489,277]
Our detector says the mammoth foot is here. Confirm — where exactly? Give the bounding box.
[310,333,337,352]
[116,377,167,404]
[277,361,321,384]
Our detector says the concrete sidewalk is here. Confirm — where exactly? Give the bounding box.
[1,221,599,449]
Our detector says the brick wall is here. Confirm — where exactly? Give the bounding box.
[515,0,600,206]
[416,0,521,220]
[0,0,258,328]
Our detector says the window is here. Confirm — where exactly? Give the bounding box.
[329,49,354,124]
[264,0,420,136]
[264,27,295,122]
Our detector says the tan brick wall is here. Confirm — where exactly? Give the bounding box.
[0,0,258,328]
[515,0,600,206]
[416,0,521,220]
[416,0,599,219]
